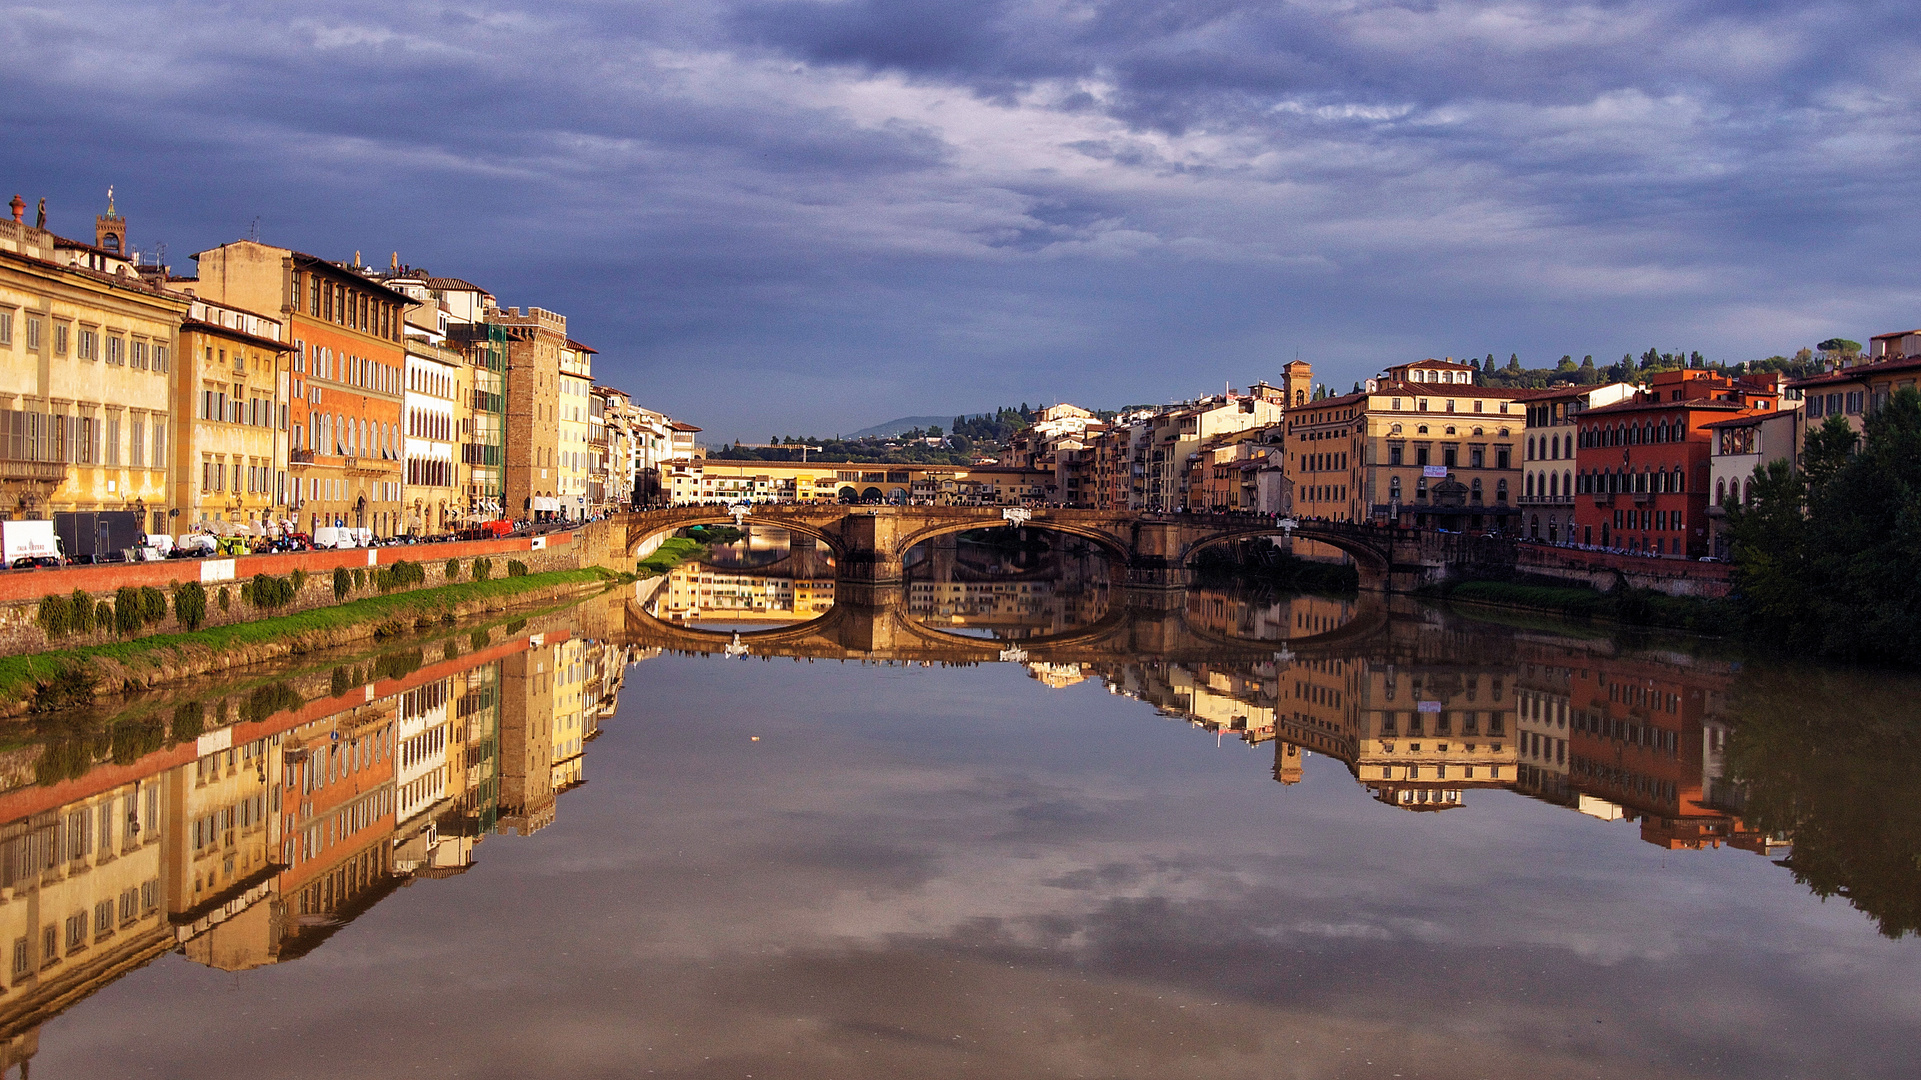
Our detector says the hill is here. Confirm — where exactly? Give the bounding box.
[845,415,966,439]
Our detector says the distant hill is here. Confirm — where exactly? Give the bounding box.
[845,415,964,438]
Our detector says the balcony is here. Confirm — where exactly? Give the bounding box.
[289,449,317,465]
[344,455,398,476]
[0,459,67,481]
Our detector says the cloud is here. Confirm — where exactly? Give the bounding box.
[4,1,1920,438]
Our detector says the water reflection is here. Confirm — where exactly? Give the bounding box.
[647,527,836,627]
[7,582,1921,1077]
[904,528,1115,640]
[0,615,639,1072]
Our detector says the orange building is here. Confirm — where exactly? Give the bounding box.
[1571,368,1782,556]
[189,242,411,536]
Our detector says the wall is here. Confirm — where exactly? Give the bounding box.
[0,530,585,655]
[1515,545,1733,599]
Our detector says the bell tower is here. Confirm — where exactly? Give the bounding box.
[95,185,125,255]
[1281,360,1313,410]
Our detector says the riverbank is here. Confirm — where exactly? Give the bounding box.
[1425,578,1738,635]
[0,567,621,718]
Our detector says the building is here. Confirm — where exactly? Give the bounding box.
[1789,345,1920,447]
[1571,368,1783,556]
[1133,393,1285,512]
[557,340,595,521]
[1515,382,1640,544]
[1283,359,1522,529]
[0,201,187,532]
[189,242,411,537]
[1703,405,1805,559]
[495,307,567,522]
[401,336,465,535]
[173,298,292,532]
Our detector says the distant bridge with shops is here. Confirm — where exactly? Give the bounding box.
[615,503,1516,595]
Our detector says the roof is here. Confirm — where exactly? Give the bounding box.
[1372,379,1525,399]
[1790,353,1921,390]
[566,339,598,354]
[1402,358,1477,370]
[290,252,419,304]
[179,318,293,353]
[424,276,489,294]
[1868,328,1921,341]
[1511,384,1606,402]
[1703,411,1788,431]
[669,421,702,432]
[1577,395,1755,418]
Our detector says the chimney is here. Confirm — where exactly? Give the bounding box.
[7,195,20,223]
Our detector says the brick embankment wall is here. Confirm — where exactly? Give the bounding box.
[1514,545,1734,599]
[0,528,610,657]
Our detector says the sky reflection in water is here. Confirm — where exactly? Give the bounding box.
[8,549,1921,1079]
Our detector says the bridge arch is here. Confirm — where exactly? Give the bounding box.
[890,518,1131,565]
[1178,525,1392,588]
[626,513,846,561]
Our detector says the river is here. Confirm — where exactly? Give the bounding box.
[2,526,1916,1078]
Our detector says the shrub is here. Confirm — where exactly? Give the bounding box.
[330,666,351,696]
[95,600,113,628]
[290,568,308,593]
[240,683,302,724]
[374,648,422,682]
[470,628,490,651]
[507,559,528,577]
[138,585,167,625]
[443,640,458,661]
[505,618,527,635]
[333,566,351,600]
[217,587,230,612]
[351,568,365,591]
[172,581,208,630]
[244,574,296,610]
[114,587,142,635]
[69,589,95,635]
[445,558,460,581]
[471,557,492,581]
[37,594,70,638]
[110,716,166,764]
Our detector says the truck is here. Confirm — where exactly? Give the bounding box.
[1,520,62,567]
[54,511,141,563]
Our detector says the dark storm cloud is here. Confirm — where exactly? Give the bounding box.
[4,1,1920,438]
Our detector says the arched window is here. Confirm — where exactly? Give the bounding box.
[1527,437,1535,461]
[1743,478,1753,504]
[1389,476,1401,499]
[1563,470,1572,498]
[1672,467,1683,493]
[1496,478,1508,501]
[1548,472,1558,498]
[1525,473,1534,497]
[1717,478,1727,505]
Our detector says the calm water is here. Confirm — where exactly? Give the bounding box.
[4,529,1918,1079]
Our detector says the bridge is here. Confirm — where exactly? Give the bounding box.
[613,584,1395,666]
[618,504,1515,594]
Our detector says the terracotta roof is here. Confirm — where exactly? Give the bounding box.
[1868,328,1921,341]
[179,318,293,353]
[1577,395,1755,418]
[669,421,702,432]
[566,339,598,354]
[1372,379,1526,399]
[425,277,488,293]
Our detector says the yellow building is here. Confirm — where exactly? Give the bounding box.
[401,336,466,534]
[0,209,186,531]
[174,298,292,530]
[167,730,282,923]
[557,340,594,520]
[1284,359,1522,529]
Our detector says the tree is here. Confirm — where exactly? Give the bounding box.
[1817,338,1862,356]
[1556,355,1577,372]
[1577,355,1598,385]
[1505,354,1521,373]
[1730,388,1921,663]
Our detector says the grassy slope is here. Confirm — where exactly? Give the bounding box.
[0,567,615,699]
[636,537,706,577]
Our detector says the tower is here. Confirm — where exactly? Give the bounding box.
[96,186,125,254]
[1281,360,1313,410]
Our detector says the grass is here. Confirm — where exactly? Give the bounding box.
[0,567,618,703]
[636,536,706,577]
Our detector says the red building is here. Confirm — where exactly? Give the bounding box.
[1572,369,1782,556]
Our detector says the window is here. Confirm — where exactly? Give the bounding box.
[1496,447,1510,469]
[65,913,85,953]
[1496,478,1508,502]
[10,938,25,978]
[154,344,168,372]
[106,336,124,365]
[1470,447,1485,469]
[1846,391,1864,415]
[94,900,113,938]
[0,310,10,346]
[77,328,97,361]
[1443,445,1457,468]
[1416,447,1429,466]
[26,316,41,351]
[55,323,69,356]
[153,419,166,465]
[104,416,120,466]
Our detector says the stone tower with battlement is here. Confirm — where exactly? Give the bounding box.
[493,306,568,520]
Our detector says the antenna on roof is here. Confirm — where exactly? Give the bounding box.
[249,216,260,242]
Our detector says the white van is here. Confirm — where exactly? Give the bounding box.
[314,527,357,549]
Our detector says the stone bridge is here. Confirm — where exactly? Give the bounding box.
[615,586,1393,666]
[618,504,1514,594]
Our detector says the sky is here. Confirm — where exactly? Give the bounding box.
[6,0,1920,443]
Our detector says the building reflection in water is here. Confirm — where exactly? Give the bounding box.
[0,618,644,1076]
[648,527,836,627]
[905,528,1113,640]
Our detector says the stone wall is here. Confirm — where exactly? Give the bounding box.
[1515,544,1734,599]
[0,529,594,657]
